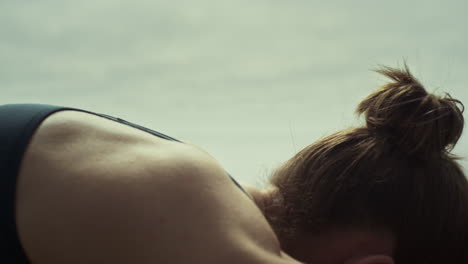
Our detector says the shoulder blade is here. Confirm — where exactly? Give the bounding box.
[17,144,283,264]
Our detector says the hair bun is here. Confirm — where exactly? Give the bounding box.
[356,64,464,157]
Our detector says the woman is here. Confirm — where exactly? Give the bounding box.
[1,65,466,264]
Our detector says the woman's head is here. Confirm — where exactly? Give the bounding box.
[265,64,468,263]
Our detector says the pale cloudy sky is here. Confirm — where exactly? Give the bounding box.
[1,0,467,186]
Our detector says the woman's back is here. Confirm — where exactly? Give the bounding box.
[12,109,296,263]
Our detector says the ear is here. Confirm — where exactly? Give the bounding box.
[344,255,394,264]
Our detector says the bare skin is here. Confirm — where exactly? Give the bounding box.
[14,110,393,264]
[14,110,300,264]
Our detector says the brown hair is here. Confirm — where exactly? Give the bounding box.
[268,64,468,263]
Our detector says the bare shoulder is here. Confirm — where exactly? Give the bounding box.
[16,140,288,263]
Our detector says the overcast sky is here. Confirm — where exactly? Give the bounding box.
[1,0,467,186]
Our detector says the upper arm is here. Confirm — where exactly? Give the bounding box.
[17,144,290,264]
